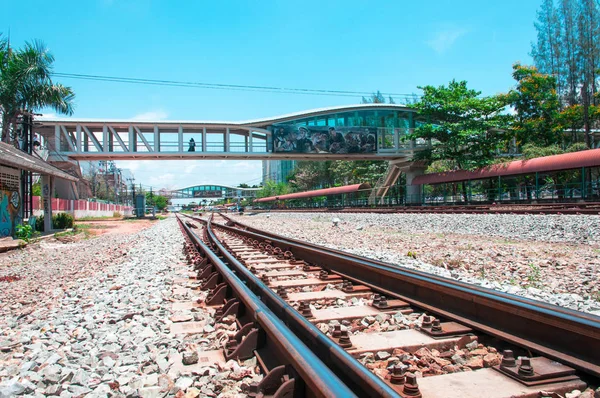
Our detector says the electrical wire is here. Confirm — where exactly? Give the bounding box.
[52,72,421,101]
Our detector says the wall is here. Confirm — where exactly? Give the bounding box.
[0,189,22,237]
[32,197,132,219]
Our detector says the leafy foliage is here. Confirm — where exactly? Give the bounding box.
[409,80,510,170]
[145,192,169,210]
[35,213,74,232]
[256,180,290,198]
[503,63,563,146]
[15,224,34,242]
[0,35,75,143]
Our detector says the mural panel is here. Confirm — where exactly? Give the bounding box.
[273,125,377,154]
[0,189,21,237]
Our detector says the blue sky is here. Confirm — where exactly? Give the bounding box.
[2,0,541,191]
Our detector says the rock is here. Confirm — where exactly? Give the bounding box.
[483,353,501,367]
[451,354,466,365]
[466,356,483,369]
[182,351,199,365]
[139,386,162,398]
[144,373,159,386]
[71,369,89,385]
[45,384,63,395]
[68,385,92,395]
[43,365,62,383]
[0,380,26,396]
[184,387,200,398]
[465,340,478,351]
[139,327,156,339]
[376,351,391,360]
[566,391,582,398]
[45,353,62,365]
[175,377,194,390]
[158,374,174,392]
[102,356,116,368]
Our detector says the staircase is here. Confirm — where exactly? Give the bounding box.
[368,162,401,205]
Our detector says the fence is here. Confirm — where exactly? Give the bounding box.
[32,197,133,219]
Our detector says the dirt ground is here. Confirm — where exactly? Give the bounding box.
[74,218,156,237]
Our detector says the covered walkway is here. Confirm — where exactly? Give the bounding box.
[412,148,600,204]
[254,183,371,207]
[1,142,79,237]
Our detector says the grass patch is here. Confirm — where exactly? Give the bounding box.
[156,215,167,220]
[526,263,542,288]
[76,216,115,221]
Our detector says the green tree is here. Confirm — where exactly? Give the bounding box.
[288,161,334,191]
[145,192,169,210]
[329,161,388,185]
[410,80,509,200]
[361,90,386,104]
[531,0,564,100]
[237,183,250,188]
[503,63,563,147]
[256,180,290,198]
[0,35,75,144]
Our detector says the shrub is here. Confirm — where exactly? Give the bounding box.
[53,213,74,229]
[35,216,44,232]
[15,224,34,242]
[35,213,75,232]
[113,211,122,218]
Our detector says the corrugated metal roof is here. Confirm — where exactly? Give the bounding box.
[38,104,414,127]
[0,142,79,181]
[254,183,371,203]
[412,148,600,185]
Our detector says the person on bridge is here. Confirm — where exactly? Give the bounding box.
[188,138,196,152]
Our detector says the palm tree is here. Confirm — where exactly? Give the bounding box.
[0,35,75,144]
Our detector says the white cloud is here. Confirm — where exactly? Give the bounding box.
[113,159,263,191]
[426,28,469,54]
[130,109,168,121]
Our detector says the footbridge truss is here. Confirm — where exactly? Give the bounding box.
[34,104,430,162]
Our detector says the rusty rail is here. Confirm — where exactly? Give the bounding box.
[176,215,357,398]
[213,213,600,378]
[249,202,600,215]
[196,215,401,397]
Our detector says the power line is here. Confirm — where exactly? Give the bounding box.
[52,72,421,101]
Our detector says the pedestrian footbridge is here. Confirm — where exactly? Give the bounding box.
[35,104,429,162]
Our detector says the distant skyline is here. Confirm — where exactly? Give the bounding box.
[2,0,542,189]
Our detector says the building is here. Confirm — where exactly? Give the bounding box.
[262,160,296,184]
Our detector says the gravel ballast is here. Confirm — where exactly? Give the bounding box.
[0,218,260,397]
[231,212,600,314]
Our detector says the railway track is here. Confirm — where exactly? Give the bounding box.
[250,202,600,215]
[177,213,600,397]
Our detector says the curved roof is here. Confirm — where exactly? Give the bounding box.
[174,184,259,191]
[37,104,414,127]
[254,183,371,203]
[413,148,600,185]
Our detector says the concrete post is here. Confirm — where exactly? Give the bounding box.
[403,167,426,204]
[41,175,54,232]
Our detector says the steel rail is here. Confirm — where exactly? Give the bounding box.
[176,216,357,398]
[198,215,401,398]
[213,213,600,378]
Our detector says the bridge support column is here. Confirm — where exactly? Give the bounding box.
[41,175,54,232]
[401,166,426,205]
